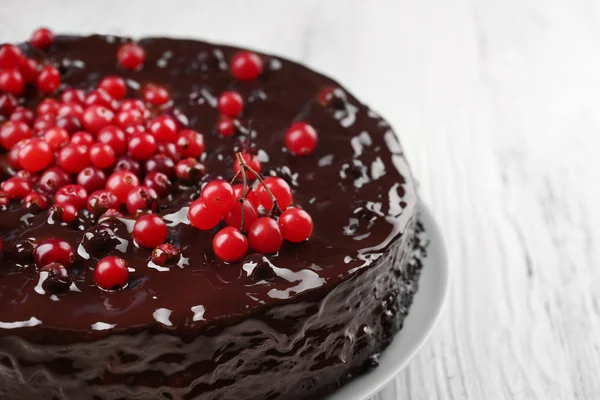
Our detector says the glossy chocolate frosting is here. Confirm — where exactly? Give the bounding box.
[0,35,421,399]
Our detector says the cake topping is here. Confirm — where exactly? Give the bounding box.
[36,65,60,94]
[217,117,236,137]
[248,217,283,254]
[0,45,24,70]
[230,51,263,81]
[39,262,71,293]
[0,32,417,335]
[94,255,129,290]
[151,243,180,266]
[98,76,127,101]
[212,226,249,262]
[285,122,318,156]
[30,28,54,50]
[117,43,146,71]
[133,214,167,249]
[218,91,244,118]
[142,83,170,106]
[0,69,25,96]
[33,238,75,269]
[17,137,52,172]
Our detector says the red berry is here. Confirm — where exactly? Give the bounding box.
[8,143,22,170]
[116,109,145,128]
[1,177,31,199]
[54,184,88,210]
[157,141,181,162]
[0,45,24,70]
[255,176,293,210]
[143,84,170,106]
[217,117,236,137]
[133,214,167,248]
[126,186,159,214]
[23,191,50,211]
[285,122,318,156]
[18,58,39,84]
[279,207,313,242]
[119,99,147,113]
[36,65,61,94]
[44,127,70,150]
[55,115,82,134]
[85,89,117,110]
[39,167,71,194]
[105,170,140,203]
[0,191,10,209]
[145,154,175,177]
[151,243,180,266]
[143,171,171,197]
[58,144,89,173]
[10,107,35,125]
[188,198,222,230]
[61,88,85,104]
[128,132,156,160]
[48,202,78,224]
[31,28,54,49]
[230,51,263,81]
[87,189,119,214]
[117,43,145,70]
[233,152,261,180]
[37,98,60,116]
[114,156,142,177]
[94,256,129,290]
[18,137,52,172]
[57,103,84,119]
[212,227,248,262]
[89,143,116,168]
[98,76,127,100]
[175,129,204,158]
[175,158,205,182]
[202,179,235,213]
[0,69,24,95]
[0,121,32,149]
[218,91,244,118]
[224,199,259,231]
[82,105,114,134]
[77,167,107,193]
[248,217,283,254]
[148,115,177,142]
[15,169,39,184]
[97,125,126,155]
[232,184,259,208]
[33,238,74,269]
[32,116,56,135]
[124,124,147,136]
[0,94,18,116]
[70,131,95,147]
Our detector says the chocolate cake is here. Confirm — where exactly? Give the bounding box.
[0,32,423,400]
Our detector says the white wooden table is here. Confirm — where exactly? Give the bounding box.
[2,1,598,399]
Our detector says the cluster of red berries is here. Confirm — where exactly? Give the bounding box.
[188,153,313,262]
[0,29,319,293]
[0,32,59,97]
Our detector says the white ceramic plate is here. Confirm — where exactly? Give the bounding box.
[326,203,449,400]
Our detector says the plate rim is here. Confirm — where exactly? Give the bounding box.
[325,202,450,400]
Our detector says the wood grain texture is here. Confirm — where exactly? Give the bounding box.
[1,0,598,399]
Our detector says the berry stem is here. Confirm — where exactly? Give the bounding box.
[235,152,280,216]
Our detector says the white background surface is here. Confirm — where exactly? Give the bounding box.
[1,1,599,399]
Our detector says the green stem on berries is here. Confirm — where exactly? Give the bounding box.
[235,152,280,216]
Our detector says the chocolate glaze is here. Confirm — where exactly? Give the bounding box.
[0,35,421,399]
